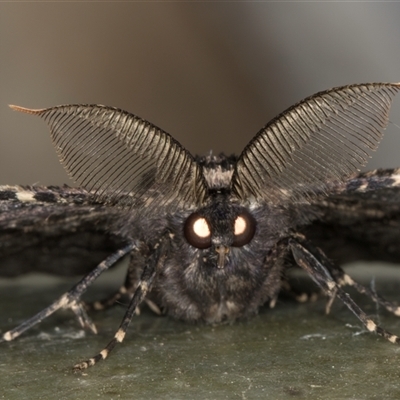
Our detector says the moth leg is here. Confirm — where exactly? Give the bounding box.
[87,287,130,312]
[70,300,98,334]
[289,239,400,344]
[1,243,135,342]
[143,298,163,315]
[307,242,400,317]
[85,251,163,316]
[342,276,400,317]
[73,238,168,370]
[85,252,139,312]
[280,279,319,304]
[85,254,164,316]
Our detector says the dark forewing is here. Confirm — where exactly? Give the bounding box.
[302,169,400,264]
[232,83,400,204]
[0,186,127,277]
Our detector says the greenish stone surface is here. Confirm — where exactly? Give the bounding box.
[1,263,400,400]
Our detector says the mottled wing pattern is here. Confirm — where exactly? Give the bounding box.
[0,186,127,277]
[303,168,400,264]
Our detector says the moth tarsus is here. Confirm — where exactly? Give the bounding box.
[2,82,400,369]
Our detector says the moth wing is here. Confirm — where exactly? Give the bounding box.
[10,104,208,213]
[302,169,400,264]
[0,186,128,277]
[232,83,400,204]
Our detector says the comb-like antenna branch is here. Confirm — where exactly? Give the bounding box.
[11,104,208,213]
[232,82,400,204]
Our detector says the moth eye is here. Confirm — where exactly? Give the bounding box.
[184,213,212,249]
[232,210,256,247]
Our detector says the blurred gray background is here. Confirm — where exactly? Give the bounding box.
[3,5,400,398]
[1,2,400,186]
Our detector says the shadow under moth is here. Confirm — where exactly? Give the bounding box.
[1,83,400,370]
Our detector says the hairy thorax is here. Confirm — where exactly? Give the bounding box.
[153,242,283,323]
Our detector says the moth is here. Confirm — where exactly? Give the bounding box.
[1,83,400,370]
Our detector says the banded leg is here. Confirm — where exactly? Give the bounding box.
[289,239,400,344]
[73,238,168,370]
[85,253,164,316]
[85,252,140,312]
[302,240,400,316]
[322,253,400,316]
[1,243,135,342]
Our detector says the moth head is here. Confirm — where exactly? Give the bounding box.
[183,198,256,268]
